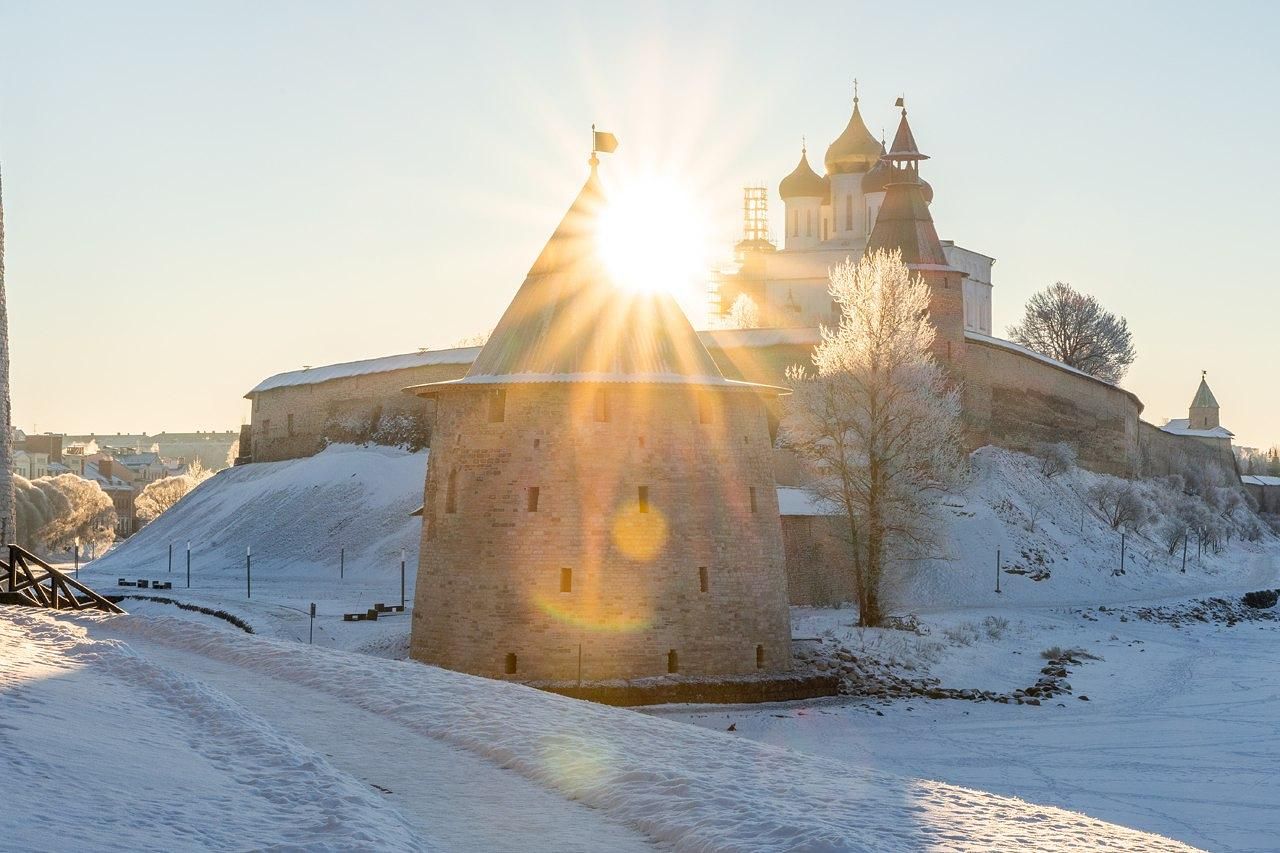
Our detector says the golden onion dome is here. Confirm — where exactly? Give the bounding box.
[779,147,828,199]
[824,98,882,174]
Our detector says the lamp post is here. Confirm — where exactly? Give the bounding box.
[400,549,406,609]
[246,545,252,599]
[186,541,191,589]
[74,537,80,578]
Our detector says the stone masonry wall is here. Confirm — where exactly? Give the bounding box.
[248,362,468,463]
[963,338,1142,476]
[781,515,857,606]
[410,382,794,682]
[1136,420,1239,483]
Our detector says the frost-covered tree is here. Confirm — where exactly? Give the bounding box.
[725,293,761,329]
[0,167,14,543]
[1036,442,1077,479]
[14,474,116,552]
[785,250,963,626]
[136,462,213,526]
[1089,481,1150,532]
[1008,282,1136,383]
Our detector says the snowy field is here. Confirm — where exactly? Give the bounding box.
[11,442,1276,850]
[2,607,1198,851]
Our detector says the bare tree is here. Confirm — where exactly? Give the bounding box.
[1008,282,1136,383]
[1089,481,1149,531]
[1036,442,1078,479]
[785,250,963,626]
[0,168,13,543]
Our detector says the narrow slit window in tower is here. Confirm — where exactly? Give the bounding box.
[527,486,539,512]
[445,469,458,514]
[667,650,679,673]
[756,645,765,669]
[488,389,506,423]
[594,388,610,422]
[698,566,708,593]
[505,653,517,674]
[287,413,294,437]
[749,486,758,513]
[638,436,645,448]
[638,486,649,513]
[560,567,572,593]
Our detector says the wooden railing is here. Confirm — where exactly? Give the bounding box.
[0,545,124,613]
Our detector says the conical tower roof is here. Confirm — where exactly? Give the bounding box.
[418,159,777,392]
[825,94,882,174]
[866,109,951,269]
[779,146,828,199]
[1190,374,1219,409]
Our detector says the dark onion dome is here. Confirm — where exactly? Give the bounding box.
[824,97,882,174]
[861,141,892,193]
[779,147,828,199]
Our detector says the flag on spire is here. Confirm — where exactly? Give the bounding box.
[592,127,618,155]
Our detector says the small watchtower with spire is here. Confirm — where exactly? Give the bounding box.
[408,136,793,683]
[1189,371,1220,430]
[867,98,966,365]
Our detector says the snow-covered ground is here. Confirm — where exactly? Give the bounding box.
[2,607,1199,851]
[15,442,1274,850]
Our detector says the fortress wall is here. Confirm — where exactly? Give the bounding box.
[962,338,1142,476]
[248,363,468,463]
[780,515,857,606]
[1136,420,1239,483]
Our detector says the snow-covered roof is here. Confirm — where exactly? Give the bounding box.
[247,328,818,399]
[777,487,841,516]
[696,327,822,350]
[1159,418,1234,439]
[1241,475,1280,487]
[246,348,482,397]
[407,373,789,394]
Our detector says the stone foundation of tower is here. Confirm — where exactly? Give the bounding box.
[410,382,793,682]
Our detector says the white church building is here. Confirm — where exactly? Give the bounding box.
[711,89,994,335]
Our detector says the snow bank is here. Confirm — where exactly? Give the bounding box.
[90,611,1194,851]
[1,609,425,852]
[87,444,425,588]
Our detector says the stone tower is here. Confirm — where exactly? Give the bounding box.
[866,103,966,366]
[1189,372,1220,430]
[408,155,793,682]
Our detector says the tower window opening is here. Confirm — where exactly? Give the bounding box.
[638,486,650,513]
[698,392,713,424]
[560,567,572,593]
[638,436,645,448]
[286,413,294,437]
[667,649,679,673]
[756,644,765,669]
[505,653,517,675]
[533,437,540,448]
[527,486,540,512]
[698,566,708,593]
[445,469,458,514]
[594,388,610,422]
[749,486,758,513]
[488,389,506,423]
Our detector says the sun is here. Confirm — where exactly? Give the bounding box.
[596,175,709,297]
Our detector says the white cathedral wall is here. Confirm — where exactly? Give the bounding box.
[828,172,867,237]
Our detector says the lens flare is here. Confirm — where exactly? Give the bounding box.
[597,176,709,296]
[610,505,668,562]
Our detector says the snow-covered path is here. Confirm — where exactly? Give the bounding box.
[90,621,655,852]
[2,607,1201,851]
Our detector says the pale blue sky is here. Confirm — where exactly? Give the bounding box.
[1,1,1276,446]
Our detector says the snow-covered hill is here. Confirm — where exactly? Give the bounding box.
[891,446,1272,611]
[2,607,1197,852]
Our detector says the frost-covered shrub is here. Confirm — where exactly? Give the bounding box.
[1036,442,1077,479]
[942,622,980,646]
[982,616,1009,640]
[1089,481,1151,532]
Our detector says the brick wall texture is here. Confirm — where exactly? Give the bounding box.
[409,382,794,681]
